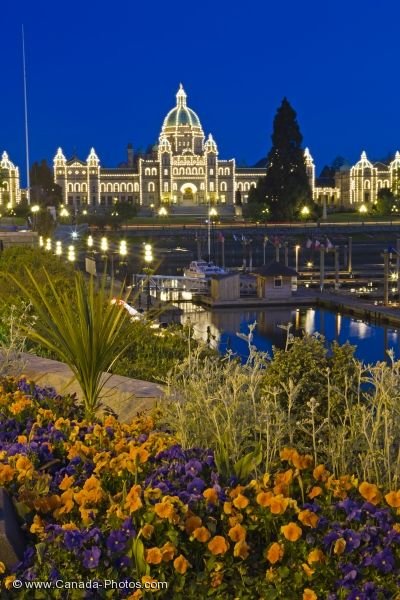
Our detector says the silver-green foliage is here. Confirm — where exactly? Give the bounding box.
[163,329,400,488]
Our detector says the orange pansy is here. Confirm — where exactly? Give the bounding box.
[385,490,400,508]
[233,540,250,560]
[359,481,382,505]
[185,515,202,534]
[173,554,189,574]
[228,523,246,542]
[256,491,274,507]
[298,509,319,528]
[303,589,318,600]
[269,495,289,515]
[154,501,174,520]
[141,524,154,539]
[333,538,346,555]
[160,542,176,562]
[308,486,323,499]
[307,549,325,564]
[193,526,211,543]
[280,522,302,542]
[208,535,229,555]
[233,494,249,509]
[145,547,162,564]
[203,488,219,504]
[266,542,284,565]
[302,563,314,577]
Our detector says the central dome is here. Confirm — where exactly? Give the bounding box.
[162,84,203,130]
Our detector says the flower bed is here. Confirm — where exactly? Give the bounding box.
[0,377,400,599]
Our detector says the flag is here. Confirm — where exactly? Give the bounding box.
[326,237,334,250]
[305,238,313,249]
[233,234,238,242]
[314,239,321,249]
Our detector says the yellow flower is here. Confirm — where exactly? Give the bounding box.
[79,506,96,525]
[15,455,34,481]
[141,524,154,539]
[203,488,219,504]
[232,494,249,509]
[125,485,143,513]
[302,563,314,577]
[17,435,28,444]
[256,491,274,507]
[359,481,382,505]
[53,489,74,517]
[61,522,78,530]
[154,501,175,520]
[4,575,16,589]
[0,561,6,574]
[160,542,176,562]
[185,515,202,534]
[233,540,250,560]
[269,494,289,515]
[298,509,319,528]
[223,501,233,514]
[173,554,189,574]
[208,535,229,555]
[30,515,45,536]
[280,522,302,542]
[145,547,162,564]
[266,542,284,564]
[193,526,211,542]
[308,486,323,499]
[59,474,74,491]
[303,589,318,600]
[333,538,346,555]
[385,490,400,508]
[0,464,15,485]
[313,464,329,482]
[307,549,325,564]
[228,523,246,542]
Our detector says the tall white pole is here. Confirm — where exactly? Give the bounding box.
[22,25,30,205]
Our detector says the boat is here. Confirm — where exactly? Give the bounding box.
[184,260,227,279]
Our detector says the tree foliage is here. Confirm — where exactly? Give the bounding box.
[30,159,62,206]
[251,99,312,220]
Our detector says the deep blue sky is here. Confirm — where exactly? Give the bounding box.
[1,0,400,185]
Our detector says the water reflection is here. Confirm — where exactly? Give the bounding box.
[179,305,400,364]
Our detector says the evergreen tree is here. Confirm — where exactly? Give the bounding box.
[30,159,62,206]
[261,98,312,220]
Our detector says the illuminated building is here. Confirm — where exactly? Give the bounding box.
[0,151,21,207]
[53,85,262,210]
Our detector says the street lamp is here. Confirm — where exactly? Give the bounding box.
[59,207,69,218]
[87,235,94,250]
[39,236,44,248]
[45,238,52,251]
[30,204,39,230]
[158,206,168,217]
[144,243,153,310]
[301,206,310,217]
[119,240,127,257]
[55,241,62,256]
[67,245,75,262]
[295,244,300,272]
[359,204,368,214]
[100,237,108,253]
[208,207,218,262]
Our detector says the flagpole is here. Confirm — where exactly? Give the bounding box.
[22,25,30,205]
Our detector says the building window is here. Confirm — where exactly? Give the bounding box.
[200,182,205,191]
[210,169,214,176]
[145,168,151,176]
[148,182,155,192]
[209,182,214,192]
[164,169,168,175]
[274,277,282,288]
[220,182,227,192]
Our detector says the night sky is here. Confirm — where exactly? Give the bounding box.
[1,0,400,184]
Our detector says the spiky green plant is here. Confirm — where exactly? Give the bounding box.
[8,270,132,419]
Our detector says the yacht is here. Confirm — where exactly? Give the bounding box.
[184,260,227,279]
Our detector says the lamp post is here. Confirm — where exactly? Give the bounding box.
[55,241,62,256]
[30,204,39,230]
[67,245,75,262]
[295,244,300,273]
[119,240,128,284]
[208,207,217,262]
[144,243,153,310]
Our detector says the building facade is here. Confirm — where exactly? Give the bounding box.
[53,86,263,211]
[0,151,21,208]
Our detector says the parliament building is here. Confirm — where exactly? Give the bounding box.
[2,85,400,212]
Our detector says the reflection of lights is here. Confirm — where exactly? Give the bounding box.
[55,241,62,256]
[87,235,93,248]
[67,245,75,262]
[45,238,52,251]
[39,236,44,248]
[119,240,127,256]
[336,313,342,335]
[349,320,371,340]
[304,308,316,334]
[100,237,108,252]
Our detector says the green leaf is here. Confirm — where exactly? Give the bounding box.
[233,443,263,481]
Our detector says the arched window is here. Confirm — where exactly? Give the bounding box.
[74,183,80,192]
[173,168,178,175]
[148,182,155,192]
[251,182,256,188]
[179,167,184,175]
[364,180,370,190]
[114,183,119,192]
[68,183,73,192]
[121,183,126,192]
[164,182,168,192]
[107,183,112,192]
[151,168,157,176]
[127,183,133,192]
[192,167,197,175]
[186,168,191,175]
[200,182,205,191]
[218,168,223,175]
[134,183,140,192]
[199,168,204,175]
[220,181,227,192]
[145,168,151,176]
[225,168,229,175]
[173,183,177,191]
[209,182,214,192]
[81,183,87,192]
[244,182,250,191]
[385,180,390,187]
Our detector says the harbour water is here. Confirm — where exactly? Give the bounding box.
[179,305,400,364]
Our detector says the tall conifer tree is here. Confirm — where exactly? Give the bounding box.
[263,98,311,219]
